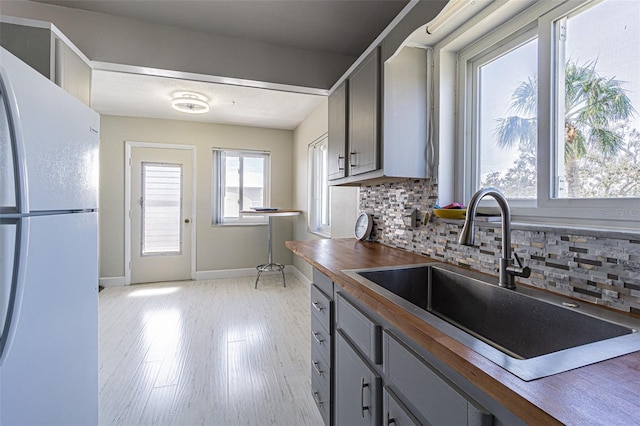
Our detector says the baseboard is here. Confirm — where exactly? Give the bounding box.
[103,267,308,287]
[99,276,126,287]
[291,266,312,288]
[194,265,298,281]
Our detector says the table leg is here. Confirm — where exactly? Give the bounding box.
[255,216,285,288]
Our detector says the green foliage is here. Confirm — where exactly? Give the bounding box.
[489,60,637,198]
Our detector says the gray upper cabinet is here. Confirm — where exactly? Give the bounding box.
[328,45,430,186]
[328,82,348,181]
[0,21,91,106]
[348,48,380,177]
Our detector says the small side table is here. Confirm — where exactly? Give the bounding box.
[240,209,301,288]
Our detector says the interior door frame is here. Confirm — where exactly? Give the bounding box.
[124,141,197,285]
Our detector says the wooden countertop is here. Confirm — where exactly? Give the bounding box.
[286,238,640,425]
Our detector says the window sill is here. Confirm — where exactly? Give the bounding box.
[308,229,331,239]
[212,222,268,227]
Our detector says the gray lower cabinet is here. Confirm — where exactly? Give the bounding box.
[311,269,335,425]
[383,386,421,426]
[383,332,493,426]
[334,289,494,426]
[336,330,382,426]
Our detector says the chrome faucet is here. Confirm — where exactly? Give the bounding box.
[458,187,530,289]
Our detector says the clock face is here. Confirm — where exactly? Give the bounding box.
[354,212,373,240]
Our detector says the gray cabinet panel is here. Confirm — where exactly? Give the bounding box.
[0,23,52,79]
[311,284,332,333]
[312,340,331,394]
[384,331,493,426]
[336,330,382,426]
[311,315,331,365]
[336,292,382,364]
[348,48,379,176]
[312,371,331,425]
[383,386,422,426]
[328,82,348,180]
[313,268,334,298]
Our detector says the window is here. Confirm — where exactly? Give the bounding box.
[308,135,330,235]
[552,1,639,200]
[212,149,270,224]
[457,0,639,227]
[141,163,182,255]
[469,31,538,201]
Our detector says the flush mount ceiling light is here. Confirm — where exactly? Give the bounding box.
[171,92,209,114]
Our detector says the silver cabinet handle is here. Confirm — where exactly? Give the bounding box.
[350,152,358,168]
[312,361,324,376]
[312,301,324,312]
[313,332,325,344]
[338,154,345,171]
[313,391,324,406]
[360,377,369,418]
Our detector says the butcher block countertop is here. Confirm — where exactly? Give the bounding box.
[286,238,640,425]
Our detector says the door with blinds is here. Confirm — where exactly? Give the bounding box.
[130,146,194,284]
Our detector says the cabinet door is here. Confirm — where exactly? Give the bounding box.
[384,331,493,426]
[328,82,348,180]
[383,386,422,426]
[336,330,381,426]
[349,48,380,176]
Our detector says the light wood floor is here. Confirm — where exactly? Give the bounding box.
[98,274,324,426]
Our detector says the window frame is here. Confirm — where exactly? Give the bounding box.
[455,0,640,229]
[308,134,331,236]
[212,148,271,225]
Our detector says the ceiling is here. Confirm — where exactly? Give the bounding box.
[91,70,324,130]
[32,0,411,129]
[33,0,410,57]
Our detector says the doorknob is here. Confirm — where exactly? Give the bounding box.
[184,219,191,223]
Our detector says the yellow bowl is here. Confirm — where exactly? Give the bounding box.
[433,209,466,220]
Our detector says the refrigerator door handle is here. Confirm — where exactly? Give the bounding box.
[0,64,29,214]
[0,65,30,365]
[0,219,29,365]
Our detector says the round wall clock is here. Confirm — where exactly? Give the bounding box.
[354,212,373,241]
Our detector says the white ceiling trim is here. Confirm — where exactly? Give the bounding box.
[91,61,329,97]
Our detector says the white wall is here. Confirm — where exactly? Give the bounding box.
[292,99,358,280]
[99,115,295,281]
[1,0,353,90]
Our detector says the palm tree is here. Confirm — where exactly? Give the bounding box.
[494,60,636,197]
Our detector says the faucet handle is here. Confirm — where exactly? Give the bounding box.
[513,252,525,268]
[508,253,531,279]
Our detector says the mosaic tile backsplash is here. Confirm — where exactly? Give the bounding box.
[360,179,640,313]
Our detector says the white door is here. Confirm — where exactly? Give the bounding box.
[130,146,194,284]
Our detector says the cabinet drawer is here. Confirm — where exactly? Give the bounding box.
[384,331,492,426]
[311,284,332,333]
[384,386,421,426]
[313,268,334,298]
[336,292,382,364]
[312,371,331,426]
[311,315,331,364]
[311,338,331,394]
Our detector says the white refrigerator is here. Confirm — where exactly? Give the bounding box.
[0,47,99,424]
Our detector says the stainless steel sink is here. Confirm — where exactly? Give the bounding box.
[346,263,640,381]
